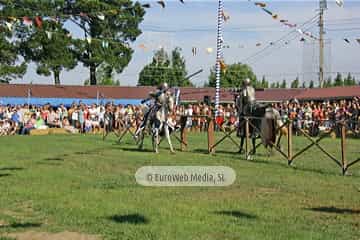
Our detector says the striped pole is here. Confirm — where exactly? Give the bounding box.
[215,0,224,117]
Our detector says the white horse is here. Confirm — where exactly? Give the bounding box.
[151,92,175,153]
[136,92,175,154]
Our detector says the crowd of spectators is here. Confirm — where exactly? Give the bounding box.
[0,97,359,137]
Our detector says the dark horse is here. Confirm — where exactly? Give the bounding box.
[237,103,284,159]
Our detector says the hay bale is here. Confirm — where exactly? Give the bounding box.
[30,129,50,136]
[49,128,69,135]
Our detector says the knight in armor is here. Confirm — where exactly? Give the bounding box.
[135,82,169,136]
[237,78,256,117]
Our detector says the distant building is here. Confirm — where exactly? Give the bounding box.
[0,84,359,106]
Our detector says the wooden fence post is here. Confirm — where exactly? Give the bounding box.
[245,117,250,160]
[287,120,293,165]
[180,116,187,152]
[341,122,347,175]
[207,117,215,154]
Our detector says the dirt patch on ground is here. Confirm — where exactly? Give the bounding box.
[0,220,7,226]
[5,231,101,240]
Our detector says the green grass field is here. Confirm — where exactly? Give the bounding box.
[0,133,359,240]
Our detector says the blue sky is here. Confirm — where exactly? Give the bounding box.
[14,0,360,86]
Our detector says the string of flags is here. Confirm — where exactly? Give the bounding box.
[155,0,185,9]
[249,0,319,40]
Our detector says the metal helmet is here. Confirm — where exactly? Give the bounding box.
[243,78,251,86]
[158,82,169,90]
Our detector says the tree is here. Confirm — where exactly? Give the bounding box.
[208,62,257,88]
[259,75,269,88]
[344,73,356,86]
[0,28,26,83]
[309,80,314,88]
[290,77,299,88]
[84,63,119,85]
[301,81,306,88]
[0,4,29,83]
[19,19,77,85]
[324,77,332,88]
[280,79,287,88]
[138,47,192,87]
[68,0,146,85]
[334,72,343,86]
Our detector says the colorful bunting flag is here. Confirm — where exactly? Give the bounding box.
[22,17,33,26]
[206,47,213,54]
[254,2,266,8]
[336,0,344,7]
[142,3,151,8]
[157,0,165,8]
[222,10,230,22]
[102,41,109,48]
[192,47,197,56]
[46,31,52,39]
[5,22,12,31]
[34,16,42,28]
[261,8,273,16]
[219,60,227,71]
[97,14,105,21]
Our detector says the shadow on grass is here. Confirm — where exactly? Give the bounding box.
[119,147,154,153]
[214,210,257,219]
[0,167,24,171]
[43,157,64,161]
[36,161,62,166]
[108,214,149,224]
[0,174,11,178]
[306,206,360,215]
[0,222,42,229]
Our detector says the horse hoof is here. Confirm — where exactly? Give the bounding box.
[170,150,175,154]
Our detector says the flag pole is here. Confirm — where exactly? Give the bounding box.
[215,0,224,116]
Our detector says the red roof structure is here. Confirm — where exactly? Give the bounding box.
[0,84,359,103]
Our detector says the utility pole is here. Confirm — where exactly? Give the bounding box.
[319,0,327,88]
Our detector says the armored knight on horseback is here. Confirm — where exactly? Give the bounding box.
[236,78,256,118]
[135,82,175,153]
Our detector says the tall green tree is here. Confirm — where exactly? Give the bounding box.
[84,63,120,85]
[19,20,77,85]
[301,81,306,88]
[259,75,269,88]
[324,77,333,88]
[208,62,257,88]
[290,77,299,88]
[138,47,192,87]
[344,73,356,86]
[68,0,146,85]
[0,27,26,83]
[334,72,343,86]
[309,80,314,88]
[280,79,287,88]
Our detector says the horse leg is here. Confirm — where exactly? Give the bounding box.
[165,124,175,154]
[152,127,159,154]
[238,136,245,153]
[138,131,145,150]
[249,137,256,156]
